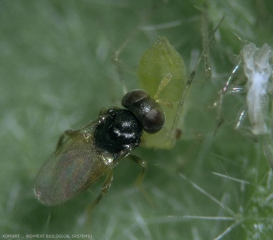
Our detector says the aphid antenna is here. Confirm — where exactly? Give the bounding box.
[231,31,250,47]
[199,3,212,78]
[169,16,225,141]
[111,11,153,95]
[112,27,140,95]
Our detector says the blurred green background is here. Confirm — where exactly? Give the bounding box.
[1,0,273,239]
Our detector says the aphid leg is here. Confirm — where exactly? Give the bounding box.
[153,73,172,100]
[261,134,273,168]
[169,17,224,141]
[154,73,174,108]
[233,107,258,140]
[234,109,247,130]
[111,11,152,95]
[214,60,243,135]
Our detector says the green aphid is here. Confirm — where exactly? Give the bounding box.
[138,37,186,149]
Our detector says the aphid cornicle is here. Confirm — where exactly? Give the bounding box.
[34,89,165,206]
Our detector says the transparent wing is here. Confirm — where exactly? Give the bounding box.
[34,126,111,206]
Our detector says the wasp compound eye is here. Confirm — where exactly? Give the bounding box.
[122,90,165,134]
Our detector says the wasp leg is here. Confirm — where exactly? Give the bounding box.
[128,154,148,186]
[87,170,113,212]
[127,155,155,206]
[56,134,65,151]
[55,129,80,151]
[55,119,98,152]
[85,170,113,230]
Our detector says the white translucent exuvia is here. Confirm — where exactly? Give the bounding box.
[242,43,272,135]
